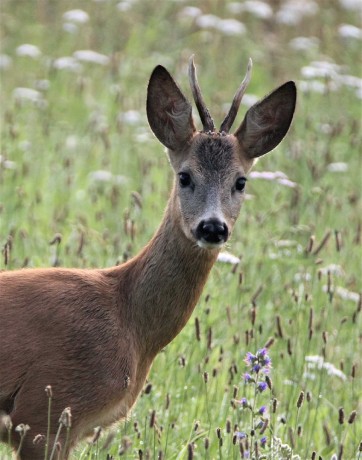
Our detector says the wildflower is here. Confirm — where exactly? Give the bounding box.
[257,348,272,368]
[257,381,268,393]
[16,44,41,58]
[244,352,256,366]
[63,9,89,24]
[244,348,272,375]
[244,372,253,383]
[236,431,247,439]
[258,405,267,415]
[236,397,249,408]
[252,363,261,373]
[260,436,267,448]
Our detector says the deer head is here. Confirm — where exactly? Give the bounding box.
[147,57,296,249]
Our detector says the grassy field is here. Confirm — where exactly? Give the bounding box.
[0,0,361,458]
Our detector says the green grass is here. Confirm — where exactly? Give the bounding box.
[1,0,361,458]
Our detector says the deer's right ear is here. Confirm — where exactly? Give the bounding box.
[235,81,296,159]
[147,65,196,151]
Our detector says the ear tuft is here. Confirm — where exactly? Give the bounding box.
[147,65,195,151]
[235,81,296,159]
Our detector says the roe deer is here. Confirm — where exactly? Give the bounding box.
[0,57,296,459]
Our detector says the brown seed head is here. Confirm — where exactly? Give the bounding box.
[297,391,304,408]
[338,407,344,425]
[348,410,357,424]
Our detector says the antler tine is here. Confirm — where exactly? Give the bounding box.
[188,55,215,133]
[220,58,253,134]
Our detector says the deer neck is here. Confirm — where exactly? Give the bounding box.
[123,190,218,355]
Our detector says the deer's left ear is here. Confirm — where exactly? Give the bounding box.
[147,65,196,151]
[235,81,296,159]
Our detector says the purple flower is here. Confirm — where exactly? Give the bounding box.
[257,381,268,393]
[244,372,252,382]
[252,363,261,373]
[262,366,271,375]
[244,348,272,375]
[257,348,267,357]
[260,436,267,448]
[239,397,248,408]
[258,405,267,415]
[236,431,247,439]
[244,352,256,365]
[257,348,272,369]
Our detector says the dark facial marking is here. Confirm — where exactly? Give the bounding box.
[194,136,235,180]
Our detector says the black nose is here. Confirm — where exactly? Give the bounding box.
[196,219,229,245]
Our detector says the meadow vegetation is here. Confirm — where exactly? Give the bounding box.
[0,0,361,458]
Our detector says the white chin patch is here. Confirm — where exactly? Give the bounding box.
[197,240,224,250]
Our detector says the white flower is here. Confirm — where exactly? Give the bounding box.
[335,287,360,303]
[196,14,220,29]
[327,162,348,172]
[299,80,327,93]
[196,15,245,35]
[341,74,362,89]
[88,170,128,185]
[319,264,344,276]
[339,0,362,11]
[216,19,246,36]
[305,356,347,381]
[117,0,137,12]
[65,136,79,151]
[276,240,298,248]
[301,61,341,79]
[277,178,297,188]
[63,9,89,24]
[0,54,12,69]
[289,36,319,51]
[118,110,142,125]
[249,171,297,188]
[249,170,287,180]
[13,87,43,103]
[276,0,318,25]
[89,170,113,182]
[217,252,240,264]
[294,272,312,282]
[16,44,41,58]
[73,50,109,65]
[228,1,273,19]
[240,94,259,107]
[0,155,16,170]
[338,24,362,39]
[53,56,82,72]
[178,6,202,19]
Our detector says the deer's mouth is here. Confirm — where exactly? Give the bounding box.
[196,239,225,250]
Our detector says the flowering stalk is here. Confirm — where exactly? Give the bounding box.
[235,348,272,458]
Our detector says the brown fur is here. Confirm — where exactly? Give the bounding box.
[0,62,296,459]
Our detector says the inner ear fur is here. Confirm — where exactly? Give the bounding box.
[147,65,196,151]
[235,81,296,159]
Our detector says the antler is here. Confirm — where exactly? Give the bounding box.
[220,58,253,133]
[188,56,215,133]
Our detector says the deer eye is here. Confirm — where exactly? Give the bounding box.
[178,172,192,188]
[235,177,247,192]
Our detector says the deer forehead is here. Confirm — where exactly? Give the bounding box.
[184,134,246,178]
